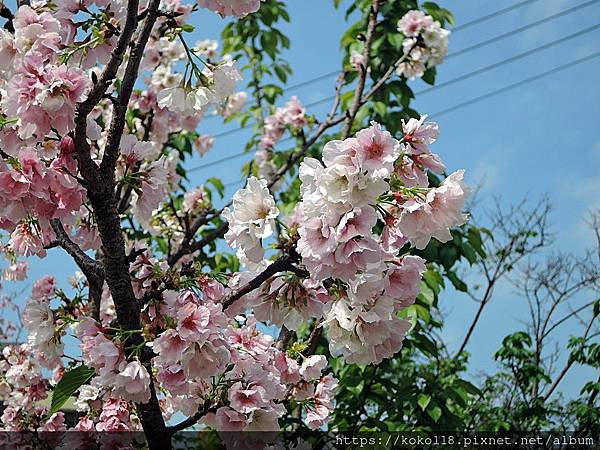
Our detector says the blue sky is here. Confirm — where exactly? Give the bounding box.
[6,0,600,400]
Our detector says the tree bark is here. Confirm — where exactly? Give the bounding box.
[88,188,170,450]
[70,0,170,446]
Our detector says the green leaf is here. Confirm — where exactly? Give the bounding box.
[427,405,442,422]
[467,228,487,258]
[413,304,431,322]
[387,33,404,50]
[421,67,437,85]
[417,281,435,305]
[423,269,443,295]
[455,379,482,396]
[446,270,468,292]
[207,177,225,198]
[273,65,287,83]
[461,242,478,265]
[347,380,364,396]
[417,393,431,411]
[50,365,95,416]
[413,332,438,357]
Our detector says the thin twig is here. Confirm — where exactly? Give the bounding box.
[342,0,379,138]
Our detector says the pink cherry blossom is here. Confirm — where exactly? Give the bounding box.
[397,170,470,249]
[176,301,211,342]
[336,207,378,242]
[154,329,188,363]
[22,298,55,346]
[32,275,56,300]
[198,0,263,18]
[3,62,90,138]
[156,363,188,394]
[112,361,151,403]
[9,223,45,257]
[228,381,269,414]
[194,134,215,157]
[397,10,434,37]
[81,333,123,375]
[214,406,248,431]
[355,121,400,178]
[350,50,366,71]
[37,412,65,432]
[300,355,327,381]
[3,261,28,281]
[385,255,427,308]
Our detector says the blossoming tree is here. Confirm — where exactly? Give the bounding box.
[0,0,470,448]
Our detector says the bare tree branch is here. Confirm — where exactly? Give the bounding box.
[456,197,552,355]
[167,402,218,434]
[543,314,596,401]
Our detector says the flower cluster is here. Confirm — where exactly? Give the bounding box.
[198,0,264,18]
[260,96,308,150]
[223,176,279,268]
[0,0,249,251]
[0,6,91,139]
[0,344,64,432]
[67,285,338,432]
[0,0,471,440]
[0,144,86,251]
[156,60,243,116]
[251,276,332,331]
[292,119,468,363]
[396,10,450,80]
[255,96,308,187]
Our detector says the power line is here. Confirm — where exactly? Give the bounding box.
[218,50,600,188]
[203,2,599,139]
[228,0,560,101]
[430,50,600,118]
[418,22,600,95]
[188,24,600,172]
[452,0,542,32]
[447,0,600,59]
[190,151,250,170]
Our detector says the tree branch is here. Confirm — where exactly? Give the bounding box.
[456,281,495,356]
[49,219,104,278]
[70,0,169,447]
[167,402,218,434]
[78,0,141,117]
[303,320,324,356]
[167,221,228,266]
[342,0,379,139]
[0,1,14,32]
[100,0,161,177]
[543,314,596,401]
[222,254,298,310]
[48,220,105,322]
[73,0,143,189]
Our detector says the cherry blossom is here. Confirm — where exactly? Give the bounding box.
[0,0,472,444]
[198,0,264,18]
[396,170,471,249]
[396,10,449,80]
[223,176,279,266]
